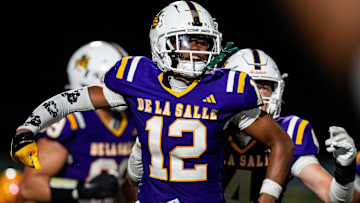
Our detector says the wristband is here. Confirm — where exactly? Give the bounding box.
[259,178,282,199]
[335,159,356,185]
[330,178,354,202]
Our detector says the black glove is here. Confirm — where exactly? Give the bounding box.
[76,172,119,199]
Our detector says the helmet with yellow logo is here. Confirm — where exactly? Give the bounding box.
[0,168,34,203]
[66,41,129,89]
[149,1,222,78]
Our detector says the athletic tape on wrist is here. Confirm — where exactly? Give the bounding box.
[259,178,282,199]
[335,160,356,185]
[330,178,354,202]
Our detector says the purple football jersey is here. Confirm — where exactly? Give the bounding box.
[223,115,319,202]
[36,110,136,182]
[104,56,263,203]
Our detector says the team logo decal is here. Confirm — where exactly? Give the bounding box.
[75,55,89,69]
[202,94,216,103]
[151,11,163,29]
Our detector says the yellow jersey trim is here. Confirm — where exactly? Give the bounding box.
[229,136,257,154]
[97,111,128,137]
[158,72,199,98]
[66,114,78,130]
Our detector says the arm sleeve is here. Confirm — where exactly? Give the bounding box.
[127,137,143,183]
[17,87,95,134]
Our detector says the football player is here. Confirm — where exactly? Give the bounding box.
[222,48,356,203]
[353,152,360,203]
[19,41,138,203]
[11,1,294,203]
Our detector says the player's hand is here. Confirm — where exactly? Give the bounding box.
[77,172,119,199]
[325,126,356,166]
[10,131,41,169]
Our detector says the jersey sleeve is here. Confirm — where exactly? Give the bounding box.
[104,56,153,97]
[285,116,319,156]
[216,70,263,112]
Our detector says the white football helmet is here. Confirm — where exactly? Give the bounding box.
[225,48,286,118]
[66,41,128,89]
[149,1,222,78]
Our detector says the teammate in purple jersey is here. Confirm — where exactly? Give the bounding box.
[353,152,360,203]
[222,48,357,203]
[10,1,294,203]
[19,41,138,203]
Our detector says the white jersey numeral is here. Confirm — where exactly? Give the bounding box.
[146,116,207,182]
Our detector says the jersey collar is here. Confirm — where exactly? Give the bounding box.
[157,72,200,98]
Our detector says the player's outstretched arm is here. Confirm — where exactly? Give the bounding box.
[11,85,125,169]
[295,158,333,202]
[290,126,356,202]
[244,111,294,202]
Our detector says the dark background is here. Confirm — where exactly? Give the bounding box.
[2,0,359,175]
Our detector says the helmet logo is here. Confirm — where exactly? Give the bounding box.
[151,11,163,29]
[75,55,89,69]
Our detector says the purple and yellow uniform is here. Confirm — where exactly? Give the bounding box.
[36,110,136,182]
[223,115,319,203]
[104,56,263,203]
